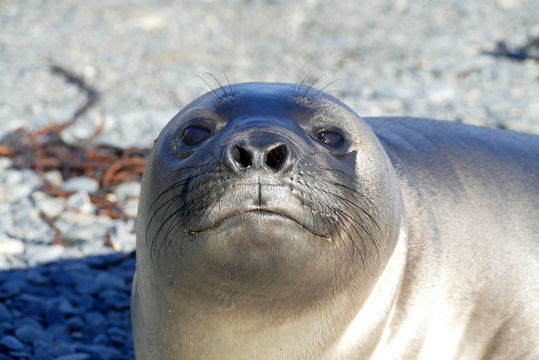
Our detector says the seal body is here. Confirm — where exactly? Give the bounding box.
[131,83,539,359]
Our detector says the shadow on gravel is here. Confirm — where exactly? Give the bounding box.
[0,252,135,360]
[483,36,539,63]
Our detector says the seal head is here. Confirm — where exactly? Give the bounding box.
[133,82,405,359]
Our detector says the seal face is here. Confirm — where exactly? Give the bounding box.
[132,82,539,360]
[137,83,402,304]
[133,83,405,359]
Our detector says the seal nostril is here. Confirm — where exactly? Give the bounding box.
[232,145,252,169]
[265,144,288,171]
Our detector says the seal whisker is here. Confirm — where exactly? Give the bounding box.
[295,75,309,97]
[332,206,379,264]
[322,181,383,237]
[157,213,187,268]
[296,170,383,238]
[147,158,219,215]
[151,206,185,266]
[194,74,219,101]
[302,75,326,98]
[222,72,235,97]
[147,180,189,214]
[314,79,340,98]
[204,72,228,99]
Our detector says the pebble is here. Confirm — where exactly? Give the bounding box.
[15,324,47,343]
[106,219,136,252]
[95,272,125,289]
[0,255,135,357]
[0,304,11,322]
[113,181,141,201]
[66,191,96,215]
[32,191,66,218]
[0,158,12,170]
[26,269,49,285]
[43,170,64,188]
[497,0,524,9]
[123,198,139,218]
[62,177,99,194]
[24,245,64,266]
[77,344,122,360]
[55,354,91,360]
[51,269,75,286]
[0,237,24,255]
[424,83,456,103]
[0,334,25,351]
[0,323,14,335]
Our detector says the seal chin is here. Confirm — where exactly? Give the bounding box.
[190,209,331,240]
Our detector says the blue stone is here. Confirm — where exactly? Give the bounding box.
[91,334,107,345]
[26,270,48,285]
[46,324,70,340]
[0,335,25,351]
[16,294,46,316]
[0,322,14,334]
[32,339,50,354]
[0,279,24,297]
[95,273,125,289]
[14,324,47,343]
[7,351,31,358]
[71,295,94,311]
[0,303,11,322]
[66,317,84,331]
[73,274,100,295]
[51,269,74,286]
[18,293,44,305]
[43,342,78,357]
[63,262,90,273]
[55,353,91,360]
[100,290,130,310]
[76,345,121,360]
[13,317,42,329]
[85,312,105,327]
[57,299,77,315]
[45,307,65,325]
[106,327,125,338]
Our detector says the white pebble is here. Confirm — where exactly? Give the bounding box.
[43,170,64,187]
[123,198,139,218]
[114,181,141,201]
[24,244,64,266]
[425,83,456,103]
[62,177,99,193]
[66,191,95,215]
[32,191,66,218]
[0,158,12,170]
[0,237,24,255]
[108,219,136,252]
[497,0,523,8]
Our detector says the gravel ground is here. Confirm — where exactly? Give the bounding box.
[0,0,538,359]
[0,253,134,359]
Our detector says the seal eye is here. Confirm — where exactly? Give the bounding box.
[316,130,344,147]
[182,126,211,146]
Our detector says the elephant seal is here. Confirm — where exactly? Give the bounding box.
[131,82,539,359]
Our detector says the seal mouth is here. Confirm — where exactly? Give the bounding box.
[189,209,331,240]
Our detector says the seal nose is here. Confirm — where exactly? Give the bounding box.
[225,133,292,174]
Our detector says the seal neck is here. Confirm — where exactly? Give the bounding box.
[326,218,409,359]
